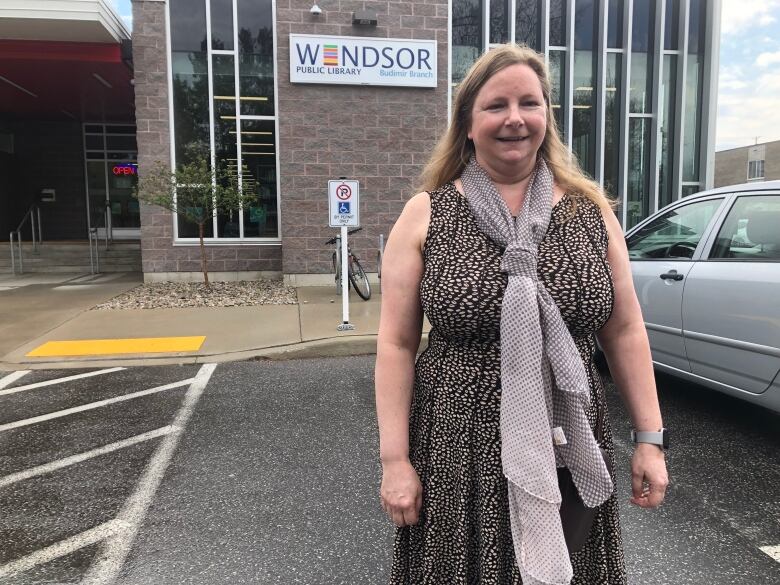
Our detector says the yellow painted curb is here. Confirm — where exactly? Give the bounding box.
[26,336,207,357]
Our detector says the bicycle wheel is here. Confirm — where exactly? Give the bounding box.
[332,250,342,294]
[348,257,371,300]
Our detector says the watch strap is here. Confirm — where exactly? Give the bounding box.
[631,429,668,449]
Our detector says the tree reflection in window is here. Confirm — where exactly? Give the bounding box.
[515,0,541,51]
[452,0,482,86]
[238,0,274,117]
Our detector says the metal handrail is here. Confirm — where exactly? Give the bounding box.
[88,227,100,274]
[9,202,43,274]
[88,204,112,274]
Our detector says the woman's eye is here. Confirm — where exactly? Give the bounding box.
[487,103,503,110]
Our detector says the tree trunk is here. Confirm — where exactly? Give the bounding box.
[199,222,209,288]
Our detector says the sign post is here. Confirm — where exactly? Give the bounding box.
[328,179,360,331]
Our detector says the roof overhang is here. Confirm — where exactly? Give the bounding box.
[0,39,135,122]
[0,0,130,44]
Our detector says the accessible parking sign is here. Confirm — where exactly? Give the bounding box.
[328,180,360,227]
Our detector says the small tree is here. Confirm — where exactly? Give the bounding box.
[135,157,255,287]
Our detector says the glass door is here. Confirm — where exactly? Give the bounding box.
[83,124,140,239]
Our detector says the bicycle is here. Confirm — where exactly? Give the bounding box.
[325,227,371,301]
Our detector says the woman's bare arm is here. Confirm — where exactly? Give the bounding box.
[375,192,430,526]
[597,208,669,508]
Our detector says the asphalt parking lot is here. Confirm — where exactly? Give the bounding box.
[0,357,778,584]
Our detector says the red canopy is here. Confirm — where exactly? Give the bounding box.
[0,39,134,122]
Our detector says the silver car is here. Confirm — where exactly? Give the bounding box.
[624,181,780,413]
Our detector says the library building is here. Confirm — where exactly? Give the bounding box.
[0,0,720,282]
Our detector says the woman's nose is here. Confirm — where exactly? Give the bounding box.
[505,105,525,127]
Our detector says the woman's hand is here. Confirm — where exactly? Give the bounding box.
[629,443,669,508]
[380,459,423,527]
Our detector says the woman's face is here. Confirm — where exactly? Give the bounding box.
[467,63,547,174]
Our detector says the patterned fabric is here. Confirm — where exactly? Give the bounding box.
[459,157,613,585]
[390,181,627,585]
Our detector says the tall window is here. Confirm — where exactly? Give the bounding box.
[169,0,279,241]
[453,0,483,87]
[658,55,677,209]
[607,0,624,49]
[572,0,598,177]
[548,0,567,138]
[604,53,622,200]
[630,0,655,114]
[490,0,511,44]
[682,0,705,184]
[605,0,624,203]
[515,0,542,51]
[448,0,714,228]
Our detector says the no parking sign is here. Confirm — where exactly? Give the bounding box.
[328,180,359,227]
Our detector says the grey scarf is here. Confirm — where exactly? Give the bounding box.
[461,156,613,585]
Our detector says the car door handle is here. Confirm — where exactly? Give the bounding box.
[659,271,684,281]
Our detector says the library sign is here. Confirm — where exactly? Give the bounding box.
[289,34,437,88]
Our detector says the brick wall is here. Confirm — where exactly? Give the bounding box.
[714,148,747,188]
[766,141,780,182]
[132,0,283,279]
[277,0,449,275]
[715,140,780,188]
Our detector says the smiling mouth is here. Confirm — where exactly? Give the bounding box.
[496,136,528,142]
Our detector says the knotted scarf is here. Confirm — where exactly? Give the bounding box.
[460,156,614,585]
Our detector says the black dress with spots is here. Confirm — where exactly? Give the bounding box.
[390,182,627,584]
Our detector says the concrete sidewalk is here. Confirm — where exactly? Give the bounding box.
[0,272,425,370]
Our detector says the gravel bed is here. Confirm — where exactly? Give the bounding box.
[93,280,298,310]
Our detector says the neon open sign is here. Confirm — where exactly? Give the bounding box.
[112,163,138,176]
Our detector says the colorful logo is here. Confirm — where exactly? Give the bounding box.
[323,44,338,66]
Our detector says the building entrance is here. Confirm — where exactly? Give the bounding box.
[84,124,139,239]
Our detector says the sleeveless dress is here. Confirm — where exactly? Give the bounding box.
[390,182,628,584]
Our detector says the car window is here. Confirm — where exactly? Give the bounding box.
[626,198,724,260]
[709,195,780,261]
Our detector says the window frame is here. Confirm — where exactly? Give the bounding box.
[165,0,282,246]
[747,159,765,182]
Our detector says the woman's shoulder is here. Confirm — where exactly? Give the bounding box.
[404,191,432,215]
[426,180,460,202]
[395,191,433,253]
[559,186,612,222]
[557,188,615,248]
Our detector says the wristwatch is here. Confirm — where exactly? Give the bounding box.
[631,428,669,450]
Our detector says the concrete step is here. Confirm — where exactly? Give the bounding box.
[0,242,142,274]
[0,251,141,260]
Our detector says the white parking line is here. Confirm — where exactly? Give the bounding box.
[0,519,129,580]
[0,426,174,489]
[760,545,780,563]
[82,363,217,585]
[0,370,30,390]
[0,367,125,397]
[0,378,194,433]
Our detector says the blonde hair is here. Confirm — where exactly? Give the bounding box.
[418,44,614,211]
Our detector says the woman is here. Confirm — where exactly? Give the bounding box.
[374,45,668,585]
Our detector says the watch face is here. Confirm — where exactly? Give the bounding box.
[662,429,669,450]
